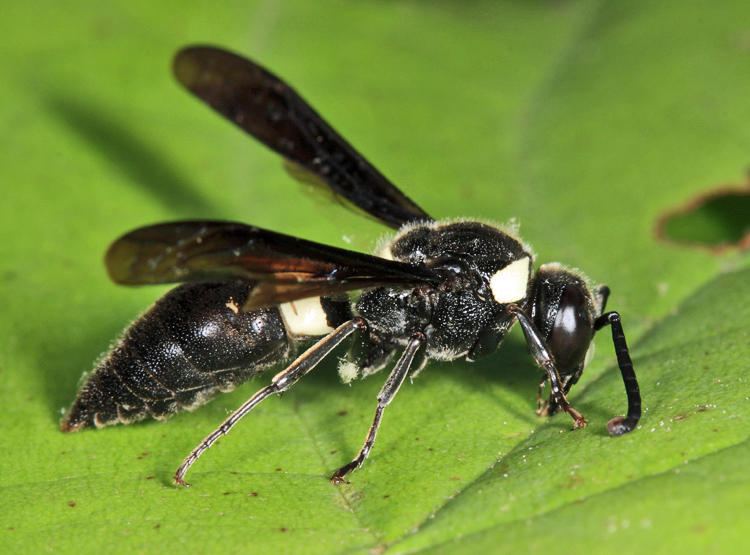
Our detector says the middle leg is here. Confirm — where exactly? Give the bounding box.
[330,332,425,484]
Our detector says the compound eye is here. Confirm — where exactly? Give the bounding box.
[549,284,594,372]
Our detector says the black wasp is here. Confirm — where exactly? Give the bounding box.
[62,46,641,486]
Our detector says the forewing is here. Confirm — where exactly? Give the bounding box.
[173,45,432,229]
[105,221,438,309]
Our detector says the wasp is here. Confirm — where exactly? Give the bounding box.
[62,46,641,486]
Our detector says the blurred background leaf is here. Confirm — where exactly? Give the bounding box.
[1,1,749,552]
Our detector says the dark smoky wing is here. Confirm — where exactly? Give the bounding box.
[173,45,432,229]
[105,221,438,309]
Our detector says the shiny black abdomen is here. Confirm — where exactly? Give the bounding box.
[62,282,290,431]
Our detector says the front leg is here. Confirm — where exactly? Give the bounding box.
[507,305,587,430]
[538,367,583,417]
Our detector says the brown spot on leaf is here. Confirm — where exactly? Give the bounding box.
[562,475,584,489]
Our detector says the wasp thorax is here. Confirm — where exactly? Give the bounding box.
[357,220,535,361]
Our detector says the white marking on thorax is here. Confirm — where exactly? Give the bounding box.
[279,297,334,338]
[489,257,531,304]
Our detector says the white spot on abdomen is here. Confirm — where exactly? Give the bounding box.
[279,297,334,338]
[489,257,530,304]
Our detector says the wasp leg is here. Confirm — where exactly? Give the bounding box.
[542,366,583,417]
[594,311,641,435]
[174,317,367,487]
[507,305,587,429]
[330,332,425,484]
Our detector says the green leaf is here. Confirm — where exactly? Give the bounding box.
[2,1,749,553]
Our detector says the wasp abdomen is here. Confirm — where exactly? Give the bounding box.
[61,282,290,432]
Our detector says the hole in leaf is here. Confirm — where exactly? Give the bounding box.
[656,178,750,253]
